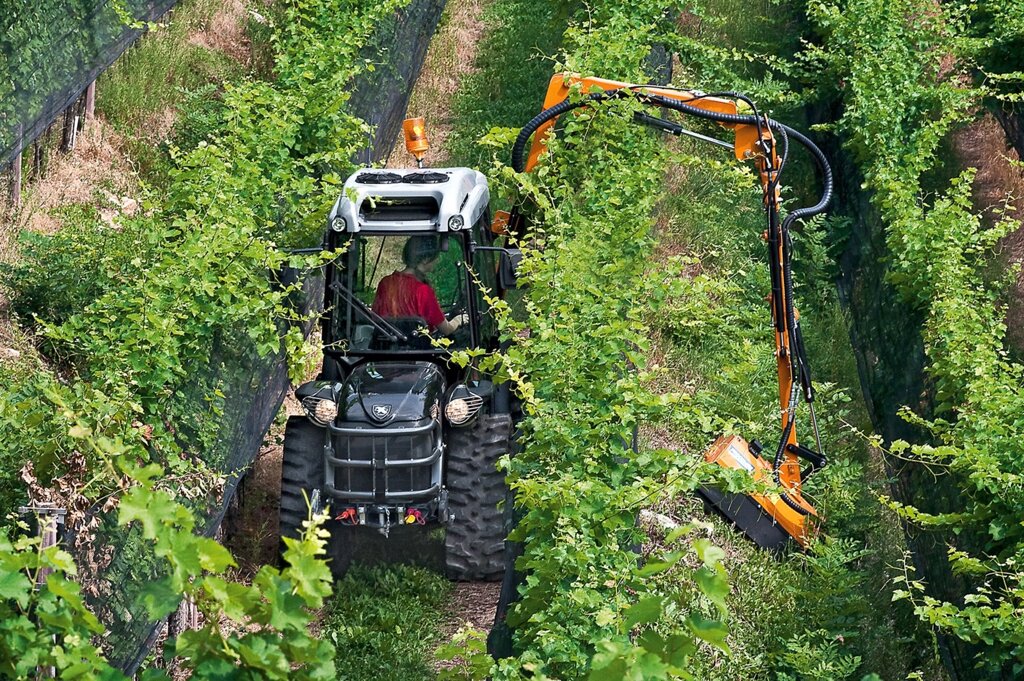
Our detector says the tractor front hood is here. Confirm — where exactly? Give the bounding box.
[339,362,445,427]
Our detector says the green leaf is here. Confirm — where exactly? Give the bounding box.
[687,613,729,653]
[0,568,33,608]
[694,566,729,614]
[197,538,236,573]
[138,577,181,620]
[622,596,664,631]
[693,538,726,568]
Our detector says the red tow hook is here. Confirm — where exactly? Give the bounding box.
[403,508,426,525]
[336,507,358,525]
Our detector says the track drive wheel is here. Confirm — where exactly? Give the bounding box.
[279,415,325,559]
[444,414,512,580]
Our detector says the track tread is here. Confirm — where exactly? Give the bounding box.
[279,415,324,547]
[444,414,512,581]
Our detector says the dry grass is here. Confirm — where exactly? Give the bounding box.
[1,0,258,376]
[0,120,136,250]
[0,118,139,360]
[0,0,256,260]
[188,0,253,67]
[387,0,489,167]
[439,581,501,634]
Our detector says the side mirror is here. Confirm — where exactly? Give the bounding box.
[473,245,524,290]
[498,248,523,290]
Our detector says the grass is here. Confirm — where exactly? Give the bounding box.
[95,0,254,180]
[646,136,941,681]
[320,564,452,681]
[446,0,575,171]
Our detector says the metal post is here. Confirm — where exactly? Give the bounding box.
[9,150,21,210]
[17,505,67,584]
[18,505,67,678]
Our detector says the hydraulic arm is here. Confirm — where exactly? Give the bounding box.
[513,73,834,550]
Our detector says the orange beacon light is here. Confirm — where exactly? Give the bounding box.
[403,117,430,167]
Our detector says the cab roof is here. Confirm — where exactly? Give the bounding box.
[328,167,489,234]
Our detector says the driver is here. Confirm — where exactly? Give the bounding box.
[372,236,467,335]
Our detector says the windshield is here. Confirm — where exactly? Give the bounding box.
[331,234,472,353]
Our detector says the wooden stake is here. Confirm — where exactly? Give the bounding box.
[32,138,42,180]
[8,122,22,208]
[9,153,21,210]
[84,80,96,121]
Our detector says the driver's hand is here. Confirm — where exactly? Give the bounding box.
[450,312,469,329]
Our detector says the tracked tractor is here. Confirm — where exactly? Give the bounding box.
[278,121,520,579]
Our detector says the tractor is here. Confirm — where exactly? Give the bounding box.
[278,121,520,579]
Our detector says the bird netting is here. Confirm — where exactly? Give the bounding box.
[0,0,177,168]
[45,0,446,672]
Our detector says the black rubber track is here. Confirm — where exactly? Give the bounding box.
[279,415,325,556]
[444,414,512,580]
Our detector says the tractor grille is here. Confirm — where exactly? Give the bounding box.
[325,419,441,502]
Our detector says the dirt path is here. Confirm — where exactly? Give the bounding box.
[386,0,488,168]
[398,0,506,636]
[393,0,504,634]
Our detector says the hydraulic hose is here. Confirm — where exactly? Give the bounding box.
[771,120,834,231]
[511,89,632,173]
[640,93,832,517]
[511,89,834,225]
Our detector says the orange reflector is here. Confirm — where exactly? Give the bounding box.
[491,210,511,235]
[403,117,429,161]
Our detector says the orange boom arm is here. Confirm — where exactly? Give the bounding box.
[524,74,764,169]
[514,73,831,549]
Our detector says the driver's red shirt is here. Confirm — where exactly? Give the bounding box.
[372,272,446,329]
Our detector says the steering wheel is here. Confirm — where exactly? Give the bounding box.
[446,303,467,318]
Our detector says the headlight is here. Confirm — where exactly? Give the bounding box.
[444,386,483,426]
[448,215,465,231]
[302,396,338,426]
[330,216,347,232]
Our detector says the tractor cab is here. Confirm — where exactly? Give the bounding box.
[322,167,500,363]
